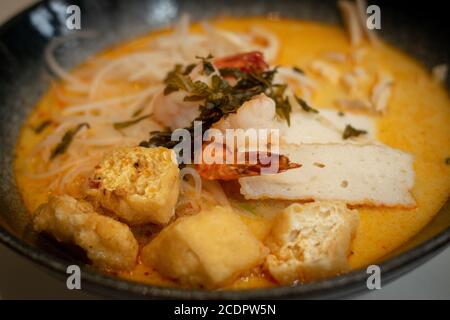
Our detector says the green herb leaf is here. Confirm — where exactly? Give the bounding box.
[268,84,291,126]
[292,66,305,74]
[163,64,195,95]
[219,67,246,79]
[343,124,367,140]
[132,106,145,117]
[183,63,197,75]
[33,120,52,134]
[113,114,152,130]
[295,96,319,113]
[196,54,215,76]
[50,123,90,160]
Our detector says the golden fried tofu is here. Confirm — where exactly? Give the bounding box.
[85,146,180,225]
[141,206,266,288]
[33,195,138,271]
[265,202,359,284]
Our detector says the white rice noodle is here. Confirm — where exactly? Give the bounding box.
[324,51,347,63]
[89,52,163,99]
[62,86,159,115]
[80,137,138,146]
[309,60,340,84]
[336,98,373,112]
[44,32,97,91]
[371,74,393,113]
[338,0,364,46]
[25,157,96,179]
[341,72,358,93]
[201,22,249,57]
[58,161,97,192]
[180,167,202,199]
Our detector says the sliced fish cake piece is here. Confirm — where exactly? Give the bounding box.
[239,143,415,207]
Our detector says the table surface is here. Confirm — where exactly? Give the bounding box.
[1,0,449,300]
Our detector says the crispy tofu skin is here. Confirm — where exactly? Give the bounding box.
[265,202,359,284]
[85,146,180,225]
[141,206,267,288]
[33,195,138,271]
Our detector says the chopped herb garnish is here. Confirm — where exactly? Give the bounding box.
[445,157,450,165]
[269,83,292,125]
[163,64,196,95]
[113,114,152,130]
[141,60,289,154]
[338,111,345,117]
[219,67,246,79]
[292,66,305,74]
[183,63,197,76]
[50,123,90,160]
[343,124,367,140]
[33,120,52,134]
[196,54,215,76]
[296,97,319,113]
[132,106,145,117]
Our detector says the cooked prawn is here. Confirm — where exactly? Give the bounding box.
[195,143,300,180]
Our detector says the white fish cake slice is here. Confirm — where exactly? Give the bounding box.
[280,109,376,145]
[239,143,416,207]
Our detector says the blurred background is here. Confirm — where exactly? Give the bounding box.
[0,0,449,300]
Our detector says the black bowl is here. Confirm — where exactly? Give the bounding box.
[0,0,449,299]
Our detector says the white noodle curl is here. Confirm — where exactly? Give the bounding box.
[45,31,97,91]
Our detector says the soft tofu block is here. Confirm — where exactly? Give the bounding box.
[141,206,266,288]
[265,201,359,284]
[86,146,180,225]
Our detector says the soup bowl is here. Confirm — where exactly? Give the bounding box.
[0,0,449,299]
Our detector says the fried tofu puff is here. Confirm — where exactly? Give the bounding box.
[33,195,138,271]
[141,206,267,288]
[85,147,180,225]
[265,202,359,284]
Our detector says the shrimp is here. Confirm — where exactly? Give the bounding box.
[214,51,268,73]
[151,90,201,129]
[214,93,277,131]
[213,93,280,152]
[152,51,270,129]
[195,143,300,181]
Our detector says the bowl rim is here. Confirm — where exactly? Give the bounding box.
[0,0,449,299]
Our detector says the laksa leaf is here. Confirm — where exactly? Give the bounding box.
[343,124,367,140]
[196,54,215,76]
[113,114,152,130]
[295,96,319,113]
[50,123,90,160]
[163,64,195,95]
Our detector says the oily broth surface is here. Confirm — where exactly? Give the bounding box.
[14,17,450,288]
